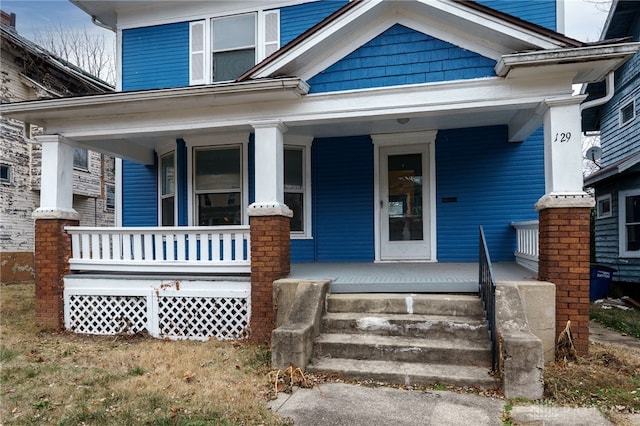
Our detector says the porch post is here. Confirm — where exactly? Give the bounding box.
[535,95,593,357]
[32,135,80,330]
[248,120,292,344]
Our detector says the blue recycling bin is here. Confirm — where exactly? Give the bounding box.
[590,265,615,301]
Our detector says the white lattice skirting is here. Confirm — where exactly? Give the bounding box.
[63,276,251,341]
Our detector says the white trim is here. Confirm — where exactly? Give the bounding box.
[619,188,640,258]
[596,193,612,219]
[158,151,177,226]
[619,97,636,128]
[115,29,122,92]
[189,20,209,85]
[371,131,438,262]
[285,135,313,239]
[556,0,565,35]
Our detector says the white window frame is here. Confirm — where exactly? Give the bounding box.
[0,163,12,184]
[189,9,279,85]
[596,194,612,219]
[158,151,177,226]
[185,134,249,226]
[285,136,313,239]
[619,98,636,128]
[619,188,640,258]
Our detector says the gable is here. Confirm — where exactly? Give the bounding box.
[307,24,496,94]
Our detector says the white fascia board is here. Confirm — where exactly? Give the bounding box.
[1,78,309,125]
[49,77,569,143]
[496,43,640,81]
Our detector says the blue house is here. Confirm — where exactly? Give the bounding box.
[3,0,639,393]
[583,0,640,297]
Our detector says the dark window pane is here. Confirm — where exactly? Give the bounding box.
[73,147,88,169]
[161,154,175,196]
[212,49,255,82]
[285,148,303,189]
[197,192,241,226]
[162,196,174,227]
[285,192,303,232]
[387,154,423,241]
[626,195,640,223]
[627,224,640,252]
[195,148,241,191]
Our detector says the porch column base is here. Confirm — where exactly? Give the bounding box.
[249,211,291,344]
[536,195,593,357]
[34,218,78,330]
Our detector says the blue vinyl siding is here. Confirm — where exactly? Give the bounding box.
[122,160,158,226]
[279,0,348,46]
[306,135,374,262]
[308,24,496,93]
[436,126,544,262]
[477,0,557,31]
[122,22,189,91]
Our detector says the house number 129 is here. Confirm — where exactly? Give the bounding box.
[553,132,572,143]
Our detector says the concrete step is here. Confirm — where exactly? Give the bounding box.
[306,357,497,389]
[321,312,488,341]
[313,333,492,366]
[326,293,484,317]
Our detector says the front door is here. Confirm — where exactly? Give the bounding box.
[380,145,430,260]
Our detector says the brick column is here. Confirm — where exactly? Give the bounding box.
[537,197,593,356]
[34,218,78,329]
[249,212,291,344]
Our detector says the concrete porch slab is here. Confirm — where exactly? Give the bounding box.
[289,262,538,293]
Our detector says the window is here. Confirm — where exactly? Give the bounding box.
[160,153,176,226]
[73,147,88,170]
[285,147,304,232]
[284,139,312,237]
[194,146,242,226]
[597,194,612,219]
[189,10,279,85]
[619,98,636,127]
[620,189,640,258]
[0,163,12,183]
[212,14,256,82]
[105,183,115,211]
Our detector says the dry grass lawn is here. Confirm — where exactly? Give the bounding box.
[0,282,288,425]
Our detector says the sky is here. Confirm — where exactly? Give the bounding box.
[2,0,612,42]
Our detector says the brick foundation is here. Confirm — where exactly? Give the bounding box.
[249,215,291,344]
[34,218,78,330]
[538,207,591,356]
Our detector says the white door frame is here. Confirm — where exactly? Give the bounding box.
[372,131,437,262]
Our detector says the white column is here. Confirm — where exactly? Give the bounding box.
[32,135,80,220]
[536,95,594,209]
[248,120,292,217]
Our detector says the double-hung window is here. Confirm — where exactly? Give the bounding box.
[194,146,242,226]
[73,147,88,171]
[160,152,176,226]
[284,139,312,237]
[620,189,640,257]
[190,10,279,85]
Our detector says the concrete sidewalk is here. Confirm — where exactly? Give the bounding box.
[269,382,614,425]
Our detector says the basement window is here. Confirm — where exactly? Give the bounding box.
[619,98,636,128]
[597,194,612,219]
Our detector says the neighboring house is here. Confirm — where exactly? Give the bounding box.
[583,1,640,297]
[2,0,639,391]
[0,10,115,282]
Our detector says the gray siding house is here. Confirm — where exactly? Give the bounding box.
[583,1,640,296]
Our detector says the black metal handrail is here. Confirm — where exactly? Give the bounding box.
[479,226,498,372]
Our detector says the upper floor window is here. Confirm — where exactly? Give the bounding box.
[620,189,640,258]
[190,10,279,85]
[619,98,636,128]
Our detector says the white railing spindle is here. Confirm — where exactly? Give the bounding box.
[511,220,539,273]
[65,226,251,274]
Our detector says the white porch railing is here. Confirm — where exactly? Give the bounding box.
[511,220,539,273]
[65,226,251,274]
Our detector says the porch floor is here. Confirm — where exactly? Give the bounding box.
[289,262,538,293]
